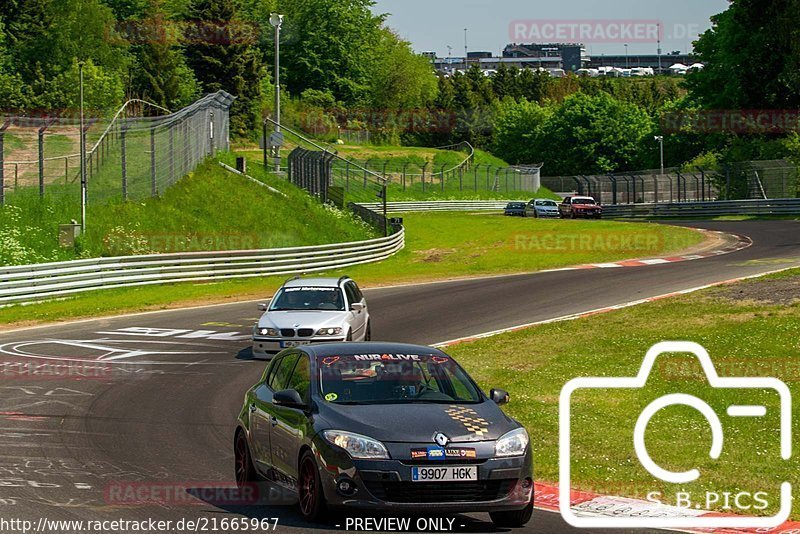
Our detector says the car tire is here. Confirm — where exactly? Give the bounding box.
[346,329,353,341]
[234,430,258,488]
[489,502,533,528]
[298,451,327,522]
[364,321,371,341]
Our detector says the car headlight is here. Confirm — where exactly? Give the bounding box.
[255,327,279,337]
[495,428,529,457]
[322,430,389,459]
[316,327,343,336]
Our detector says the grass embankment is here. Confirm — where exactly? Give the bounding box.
[0,212,702,327]
[448,268,800,517]
[0,157,374,265]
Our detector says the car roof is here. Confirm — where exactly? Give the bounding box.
[301,342,449,359]
[533,198,556,202]
[283,277,347,289]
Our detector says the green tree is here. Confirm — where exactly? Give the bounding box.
[538,92,655,175]
[278,0,384,105]
[367,28,438,110]
[687,0,800,109]
[492,99,551,164]
[129,3,200,110]
[184,0,264,135]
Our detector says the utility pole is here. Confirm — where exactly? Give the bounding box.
[464,28,468,71]
[269,13,284,173]
[79,61,87,234]
[657,23,662,74]
[654,136,665,176]
[624,44,629,69]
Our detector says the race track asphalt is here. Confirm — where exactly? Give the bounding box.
[0,220,798,534]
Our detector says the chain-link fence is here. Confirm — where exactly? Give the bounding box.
[543,169,717,205]
[542,160,799,204]
[0,91,234,217]
[719,160,799,200]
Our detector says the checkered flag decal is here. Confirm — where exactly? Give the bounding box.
[445,405,490,437]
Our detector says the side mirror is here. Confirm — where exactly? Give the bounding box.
[351,302,365,312]
[257,303,268,312]
[273,389,306,409]
[490,388,510,405]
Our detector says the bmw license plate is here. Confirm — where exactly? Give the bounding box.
[411,466,478,482]
[281,340,311,348]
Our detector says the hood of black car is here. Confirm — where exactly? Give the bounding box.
[317,401,518,443]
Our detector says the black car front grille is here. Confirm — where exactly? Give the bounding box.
[364,480,515,503]
[280,329,295,337]
[297,328,314,337]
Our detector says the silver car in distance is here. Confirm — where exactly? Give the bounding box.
[252,276,371,359]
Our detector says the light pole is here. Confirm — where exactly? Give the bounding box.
[654,135,665,176]
[464,28,468,71]
[624,44,629,69]
[269,13,284,172]
[79,61,87,234]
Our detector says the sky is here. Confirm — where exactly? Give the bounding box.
[370,0,729,58]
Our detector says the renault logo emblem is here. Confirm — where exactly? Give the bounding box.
[433,432,449,447]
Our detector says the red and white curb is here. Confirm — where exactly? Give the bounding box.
[539,230,752,273]
[534,482,800,533]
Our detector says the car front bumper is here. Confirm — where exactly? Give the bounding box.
[535,210,560,218]
[252,337,345,358]
[572,210,602,218]
[313,438,533,513]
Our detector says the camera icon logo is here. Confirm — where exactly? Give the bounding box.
[559,341,792,529]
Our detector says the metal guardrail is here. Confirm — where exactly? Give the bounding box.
[603,198,800,218]
[357,200,514,213]
[0,229,404,305]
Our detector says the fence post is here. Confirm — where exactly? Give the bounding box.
[422,162,427,192]
[0,129,4,206]
[474,164,479,191]
[402,163,407,191]
[459,165,463,191]
[725,166,731,200]
[65,157,68,184]
[441,164,446,192]
[345,161,350,191]
[169,125,175,184]
[150,128,157,196]
[121,122,128,201]
[38,128,45,197]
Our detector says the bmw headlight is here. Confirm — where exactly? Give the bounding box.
[316,327,343,336]
[322,430,389,459]
[495,428,529,457]
[255,327,279,337]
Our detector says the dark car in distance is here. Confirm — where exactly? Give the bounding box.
[504,202,528,217]
[234,342,534,527]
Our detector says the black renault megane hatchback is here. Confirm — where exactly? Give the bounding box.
[234,342,534,527]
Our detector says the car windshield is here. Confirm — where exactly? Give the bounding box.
[535,200,557,207]
[507,203,525,208]
[318,354,483,405]
[270,286,345,311]
[573,198,596,205]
